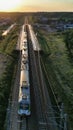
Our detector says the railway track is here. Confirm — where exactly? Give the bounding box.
[18,24,38,130]
[8,23,59,130]
[34,51,59,130]
[17,116,30,130]
[27,24,59,130]
[26,26,45,129]
[28,41,45,130]
[20,117,27,130]
[8,53,21,130]
[6,23,37,130]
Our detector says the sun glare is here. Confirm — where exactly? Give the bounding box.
[0,0,21,11]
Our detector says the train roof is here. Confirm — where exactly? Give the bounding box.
[21,58,28,69]
[22,58,28,64]
[18,85,30,103]
[22,49,28,54]
[24,39,27,41]
[21,86,30,97]
[19,63,30,102]
[18,24,30,108]
[20,68,29,85]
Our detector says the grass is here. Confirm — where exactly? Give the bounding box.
[0,51,19,130]
[0,24,20,130]
[0,25,20,53]
[37,30,73,130]
[46,34,73,92]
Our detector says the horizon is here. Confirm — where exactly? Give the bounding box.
[0,0,73,12]
[1,10,73,13]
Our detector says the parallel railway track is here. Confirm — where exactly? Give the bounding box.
[8,53,21,130]
[19,117,29,130]
[19,24,38,130]
[8,23,60,130]
[27,24,59,130]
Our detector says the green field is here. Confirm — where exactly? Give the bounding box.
[37,30,73,130]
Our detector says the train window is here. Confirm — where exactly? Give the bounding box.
[23,104,29,110]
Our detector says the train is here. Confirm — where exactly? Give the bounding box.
[18,25,31,116]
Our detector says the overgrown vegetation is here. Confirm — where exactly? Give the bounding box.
[0,25,20,53]
[37,30,73,130]
[0,24,20,130]
[0,52,18,130]
[64,29,73,55]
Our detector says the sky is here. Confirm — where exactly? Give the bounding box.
[0,0,73,12]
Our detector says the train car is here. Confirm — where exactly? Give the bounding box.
[18,58,30,116]
[18,68,30,116]
[18,28,31,116]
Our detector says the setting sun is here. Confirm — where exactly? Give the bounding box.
[0,0,21,11]
[0,0,73,12]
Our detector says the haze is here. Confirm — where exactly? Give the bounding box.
[0,0,73,12]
